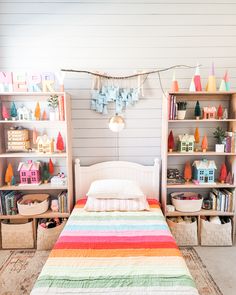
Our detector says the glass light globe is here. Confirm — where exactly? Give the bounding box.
[109,115,125,132]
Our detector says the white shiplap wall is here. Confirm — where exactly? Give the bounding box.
[1,0,236,165]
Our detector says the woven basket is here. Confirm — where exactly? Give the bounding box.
[17,194,49,216]
[167,218,198,246]
[1,220,34,249]
[37,221,66,250]
[200,218,232,246]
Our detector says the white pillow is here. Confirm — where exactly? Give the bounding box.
[86,179,145,199]
[84,196,150,212]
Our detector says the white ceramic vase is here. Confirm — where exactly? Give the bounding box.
[177,110,186,120]
[215,144,225,153]
[49,110,59,121]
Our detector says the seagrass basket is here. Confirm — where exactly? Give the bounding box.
[167,218,198,246]
[200,218,232,246]
[1,220,34,249]
[37,220,66,250]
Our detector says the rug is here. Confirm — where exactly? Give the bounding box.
[0,248,222,295]
[181,248,223,295]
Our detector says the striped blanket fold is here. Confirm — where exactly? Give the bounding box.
[31,199,199,295]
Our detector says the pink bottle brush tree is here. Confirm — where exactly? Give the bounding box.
[2,104,10,120]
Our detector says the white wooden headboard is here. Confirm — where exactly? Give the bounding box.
[75,158,160,200]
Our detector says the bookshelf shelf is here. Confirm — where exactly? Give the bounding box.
[166,210,235,217]
[168,151,236,156]
[166,182,236,189]
[0,183,68,191]
[0,120,66,125]
[0,210,69,220]
[168,119,236,123]
[0,152,67,158]
[162,91,236,245]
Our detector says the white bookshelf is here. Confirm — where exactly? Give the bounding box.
[161,91,236,244]
[0,92,73,222]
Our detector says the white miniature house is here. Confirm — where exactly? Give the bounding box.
[17,106,32,121]
[36,134,54,153]
[178,134,195,152]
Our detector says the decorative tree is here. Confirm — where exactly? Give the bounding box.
[5,163,14,185]
[206,62,217,92]
[56,132,64,152]
[42,110,47,120]
[189,78,196,92]
[48,158,54,175]
[219,163,227,183]
[2,104,10,120]
[33,127,38,145]
[10,102,17,120]
[11,175,16,186]
[194,127,200,143]
[168,130,175,152]
[170,71,179,92]
[224,71,230,91]
[184,161,192,182]
[217,104,223,119]
[194,64,202,91]
[226,171,233,185]
[34,102,41,120]
[194,127,200,151]
[194,101,201,119]
[42,162,50,183]
[201,134,208,152]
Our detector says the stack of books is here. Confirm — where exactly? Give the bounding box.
[168,95,177,120]
[210,189,234,212]
[0,191,23,215]
[58,191,68,213]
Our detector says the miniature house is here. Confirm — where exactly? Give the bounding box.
[192,159,217,183]
[18,160,41,185]
[36,134,54,153]
[17,106,32,121]
[203,106,217,119]
[178,134,195,152]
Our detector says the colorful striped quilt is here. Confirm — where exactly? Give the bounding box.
[31,199,199,295]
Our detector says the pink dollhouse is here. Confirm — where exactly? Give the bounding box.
[203,106,217,119]
[18,160,41,185]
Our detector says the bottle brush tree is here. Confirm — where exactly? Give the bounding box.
[2,104,10,120]
[226,171,233,185]
[168,130,175,152]
[219,163,227,183]
[201,134,208,152]
[42,162,50,183]
[217,104,223,119]
[10,102,17,120]
[42,110,47,120]
[184,161,192,182]
[194,127,200,151]
[34,102,41,120]
[194,101,201,119]
[56,132,64,152]
[5,163,14,185]
[48,158,54,175]
[33,128,38,145]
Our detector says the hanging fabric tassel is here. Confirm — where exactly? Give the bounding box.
[137,70,145,97]
[92,71,102,90]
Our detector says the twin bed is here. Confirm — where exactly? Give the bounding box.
[31,159,199,295]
